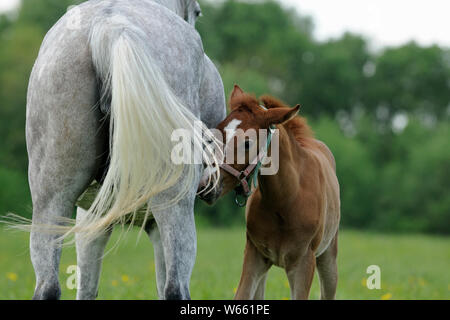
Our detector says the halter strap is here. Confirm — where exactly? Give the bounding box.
[219,112,275,207]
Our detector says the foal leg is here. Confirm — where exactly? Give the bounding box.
[253,272,269,300]
[75,207,112,300]
[316,233,338,300]
[235,238,272,300]
[286,248,316,300]
[145,221,166,300]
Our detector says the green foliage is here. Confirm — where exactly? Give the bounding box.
[195,193,246,228]
[197,0,314,103]
[220,63,271,100]
[313,117,377,229]
[299,33,370,117]
[376,120,450,233]
[326,115,450,234]
[365,43,450,117]
[17,0,81,33]
[0,167,30,217]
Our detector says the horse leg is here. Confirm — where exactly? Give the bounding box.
[146,221,166,300]
[30,199,78,299]
[316,233,338,300]
[150,176,201,300]
[27,37,106,299]
[253,272,269,300]
[75,207,112,300]
[235,238,272,300]
[286,248,316,300]
[29,147,101,300]
[29,124,104,300]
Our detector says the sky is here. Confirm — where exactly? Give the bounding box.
[1,0,449,48]
[281,0,450,49]
[0,0,19,12]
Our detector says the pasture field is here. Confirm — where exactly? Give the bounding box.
[0,226,448,300]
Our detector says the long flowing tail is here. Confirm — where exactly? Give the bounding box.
[66,16,219,242]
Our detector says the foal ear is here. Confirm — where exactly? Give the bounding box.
[230,85,245,110]
[265,104,301,126]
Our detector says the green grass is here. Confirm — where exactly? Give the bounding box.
[0,226,448,300]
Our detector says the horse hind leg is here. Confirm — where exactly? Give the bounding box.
[29,121,105,300]
[286,248,316,300]
[149,168,204,300]
[75,207,112,300]
[29,113,105,300]
[27,60,106,300]
[253,271,269,300]
[30,163,98,300]
[316,233,338,300]
[30,201,73,300]
[145,221,167,300]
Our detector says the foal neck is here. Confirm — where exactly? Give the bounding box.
[257,124,303,206]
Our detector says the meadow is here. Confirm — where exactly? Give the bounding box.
[0,226,448,300]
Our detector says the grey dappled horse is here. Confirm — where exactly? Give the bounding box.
[27,0,225,300]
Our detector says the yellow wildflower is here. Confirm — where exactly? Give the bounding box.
[6,272,18,282]
[381,293,392,300]
[361,277,367,287]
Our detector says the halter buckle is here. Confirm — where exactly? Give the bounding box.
[237,171,247,181]
[234,190,248,207]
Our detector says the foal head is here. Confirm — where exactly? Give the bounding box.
[198,85,300,205]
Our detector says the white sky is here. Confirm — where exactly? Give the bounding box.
[281,0,450,49]
[1,0,449,48]
[0,0,19,12]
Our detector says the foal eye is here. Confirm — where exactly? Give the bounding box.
[195,10,201,17]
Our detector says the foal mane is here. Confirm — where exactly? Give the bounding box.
[260,95,315,147]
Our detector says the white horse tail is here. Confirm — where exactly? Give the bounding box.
[63,16,219,242]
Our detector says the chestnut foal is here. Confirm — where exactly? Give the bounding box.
[216,86,340,300]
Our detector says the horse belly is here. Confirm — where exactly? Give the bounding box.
[315,184,340,257]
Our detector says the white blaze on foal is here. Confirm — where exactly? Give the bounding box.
[224,119,242,143]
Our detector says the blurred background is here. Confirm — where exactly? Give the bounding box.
[1,0,448,234]
[0,0,448,299]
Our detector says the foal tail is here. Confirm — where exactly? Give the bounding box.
[64,16,218,242]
